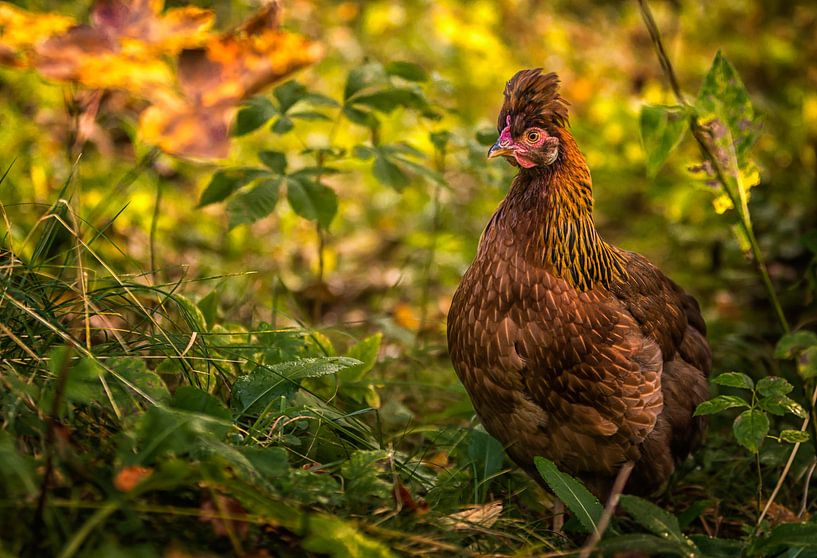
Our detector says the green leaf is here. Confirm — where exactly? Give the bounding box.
[373,153,410,191]
[600,534,700,558]
[343,106,379,129]
[172,386,231,421]
[780,429,811,443]
[732,409,769,452]
[468,427,505,485]
[349,87,427,113]
[385,61,429,82]
[697,51,760,165]
[227,178,281,229]
[198,168,267,207]
[693,395,749,416]
[258,151,287,174]
[286,177,338,229]
[63,355,105,404]
[197,290,218,329]
[774,331,817,359]
[303,514,395,558]
[302,92,340,107]
[134,406,230,463]
[476,128,498,146]
[340,333,382,382]
[290,110,332,121]
[750,522,817,555]
[756,376,794,397]
[344,63,387,101]
[429,130,451,151]
[711,372,754,390]
[758,394,807,418]
[798,346,817,381]
[272,115,295,134]
[109,356,171,406]
[533,456,602,535]
[341,450,390,507]
[235,97,277,136]
[274,80,308,112]
[618,495,700,558]
[231,357,361,415]
[640,104,688,177]
[240,446,289,479]
[688,535,745,558]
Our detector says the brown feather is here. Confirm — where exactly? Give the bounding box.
[448,70,711,498]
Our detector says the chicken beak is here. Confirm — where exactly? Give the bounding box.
[487,141,514,159]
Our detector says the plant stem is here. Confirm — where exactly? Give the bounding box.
[150,178,163,285]
[637,0,789,334]
[417,148,445,346]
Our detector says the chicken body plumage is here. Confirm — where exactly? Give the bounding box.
[447,70,710,497]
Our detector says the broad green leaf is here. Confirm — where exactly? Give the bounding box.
[373,153,410,191]
[694,395,749,416]
[64,356,105,404]
[0,431,37,498]
[286,177,338,228]
[134,406,230,463]
[780,429,811,443]
[774,331,817,359]
[197,290,218,329]
[468,427,505,485]
[303,514,395,558]
[756,376,794,397]
[173,293,208,331]
[302,93,340,107]
[533,456,602,535]
[109,356,171,406]
[619,495,681,536]
[172,386,231,421]
[343,63,387,101]
[711,372,754,390]
[274,80,308,112]
[733,409,769,452]
[430,130,451,151]
[349,87,427,113]
[227,178,281,229]
[385,61,429,82]
[198,168,267,207]
[697,51,760,166]
[340,333,382,382]
[758,394,807,418]
[240,446,289,479]
[258,151,287,174]
[235,97,277,136]
[353,145,376,160]
[290,110,332,121]
[688,535,745,558]
[640,104,688,177]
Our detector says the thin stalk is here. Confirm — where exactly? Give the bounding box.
[57,500,119,558]
[637,0,789,334]
[416,146,446,346]
[149,179,163,285]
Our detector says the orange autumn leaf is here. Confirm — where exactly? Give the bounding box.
[114,465,153,492]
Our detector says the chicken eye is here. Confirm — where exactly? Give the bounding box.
[526,130,541,143]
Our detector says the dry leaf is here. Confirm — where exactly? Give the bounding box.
[442,501,503,530]
[114,465,154,492]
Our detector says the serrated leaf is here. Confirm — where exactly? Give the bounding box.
[733,409,769,452]
[198,168,267,207]
[697,51,760,165]
[756,376,794,396]
[712,372,754,390]
[774,331,817,359]
[385,61,428,82]
[235,97,277,136]
[618,496,700,557]
[640,104,688,177]
[227,178,281,229]
[758,394,807,418]
[780,429,811,443]
[534,456,602,535]
[373,153,410,191]
[286,177,338,228]
[341,450,390,507]
[694,395,749,416]
[258,150,287,174]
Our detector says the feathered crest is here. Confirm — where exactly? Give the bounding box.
[497,69,569,135]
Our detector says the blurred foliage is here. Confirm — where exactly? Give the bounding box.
[2,0,817,556]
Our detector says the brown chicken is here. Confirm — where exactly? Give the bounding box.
[447,69,711,499]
